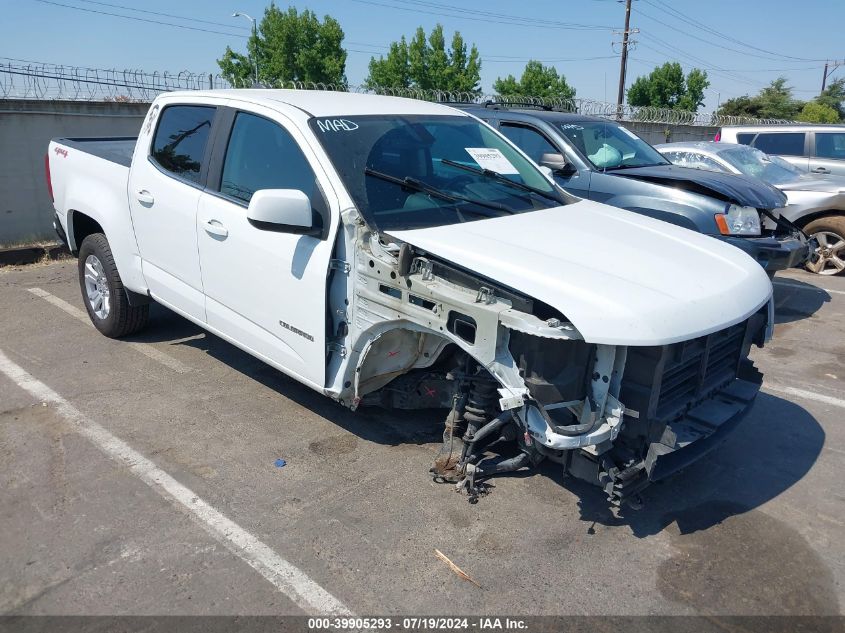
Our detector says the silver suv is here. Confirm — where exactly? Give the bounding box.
[719,125,845,176]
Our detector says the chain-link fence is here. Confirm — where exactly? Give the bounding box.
[0,58,794,126]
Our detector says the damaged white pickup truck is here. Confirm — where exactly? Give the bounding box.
[47,90,774,506]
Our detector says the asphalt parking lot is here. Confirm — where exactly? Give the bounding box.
[1,260,843,617]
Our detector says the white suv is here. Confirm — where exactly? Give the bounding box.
[718,125,845,176]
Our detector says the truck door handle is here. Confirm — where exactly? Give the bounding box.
[203,220,229,238]
[812,167,831,174]
[136,189,155,205]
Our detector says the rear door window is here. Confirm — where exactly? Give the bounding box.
[751,132,806,157]
[813,132,845,159]
[150,105,216,184]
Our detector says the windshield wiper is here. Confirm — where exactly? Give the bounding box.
[364,167,514,215]
[439,158,562,203]
[604,163,665,171]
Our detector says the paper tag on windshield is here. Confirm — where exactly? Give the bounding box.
[464,148,519,174]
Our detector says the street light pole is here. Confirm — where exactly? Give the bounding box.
[233,11,258,85]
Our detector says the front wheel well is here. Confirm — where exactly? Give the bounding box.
[793,210,845,231]
[70,211,104,255]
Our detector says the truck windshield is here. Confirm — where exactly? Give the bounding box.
[309,114,564,231]
[557,121,669,170]
[719,145,803,185]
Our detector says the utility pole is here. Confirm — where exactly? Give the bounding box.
[822,61,829,93]
[615,0,635,115]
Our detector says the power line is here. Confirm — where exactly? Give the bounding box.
[627,57,750,101]
[479,55,619,64]
[643,0,828,62]
[635,43,824,95]
[637,6,818,65]
[72,0,249,30]
[32,0,248,37]
[387,0,614,30]
[629,56,822,73]
[349,0,615,31]
[637,32,831,95]
[636,37,767,89]
[23,2,622,69]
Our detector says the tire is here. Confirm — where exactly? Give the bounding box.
[803,215,845,276]
[78,233,149,338]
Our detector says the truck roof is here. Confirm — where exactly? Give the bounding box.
[162,89,463,118]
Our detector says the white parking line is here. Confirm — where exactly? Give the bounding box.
[773,280,845,296]
[27,287,190,374]
[0,348,352,616]
[764,383,845,409]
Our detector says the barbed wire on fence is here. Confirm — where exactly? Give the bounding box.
[0,59,796,126]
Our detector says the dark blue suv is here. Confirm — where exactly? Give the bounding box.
[456,104,810,276]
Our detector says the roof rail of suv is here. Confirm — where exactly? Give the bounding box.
[439,99,579,112]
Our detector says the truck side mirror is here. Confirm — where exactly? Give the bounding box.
[247,189,318,236]
[540,152,574,174]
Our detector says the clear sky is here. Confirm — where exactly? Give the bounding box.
[3,0,843,111]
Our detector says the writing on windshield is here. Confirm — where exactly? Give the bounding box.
[309,115,564,231]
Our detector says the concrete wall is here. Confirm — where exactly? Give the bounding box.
[0,99,720,245]
[626,121,719,145]
[0,100,147,245]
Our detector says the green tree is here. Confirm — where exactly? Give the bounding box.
[717,95,762,118]
[755,77,804,119]
[218,5,346,86]
[366,37,411,89]
[493,61,576,100]
[797,101,840,123]
[365,24,481,93]
[816,77,845,119]
[717,78,806,120]
[678,68,709,111]
[626,62,710,112]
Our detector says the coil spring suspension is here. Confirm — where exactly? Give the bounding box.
[432,368,498,482]
[463,380,498,427]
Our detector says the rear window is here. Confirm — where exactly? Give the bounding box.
[751,132,805,157]
[814,132,845,159]
[151,105,216,184]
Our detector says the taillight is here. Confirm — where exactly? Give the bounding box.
[45,152,54,202]
[714,131,721,142]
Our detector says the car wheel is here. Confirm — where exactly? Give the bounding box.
[78,233,149,337]
[803,215,845,276]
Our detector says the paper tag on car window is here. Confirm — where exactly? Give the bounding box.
[618,126,639,140]
[465,148,519,174]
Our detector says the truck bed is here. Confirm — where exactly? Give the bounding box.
[56,137,137,168]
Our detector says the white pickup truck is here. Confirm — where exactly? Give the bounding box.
[47,89,774,506]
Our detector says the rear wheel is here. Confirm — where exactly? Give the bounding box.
[78,233,149,337]
[804,215,845,276]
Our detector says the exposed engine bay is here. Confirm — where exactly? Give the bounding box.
[326,208,771,507]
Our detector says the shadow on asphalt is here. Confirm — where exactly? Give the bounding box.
[571,392,824,538]
[126,303,444,446]
[128,305,825,541]
[773,278,830,324]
